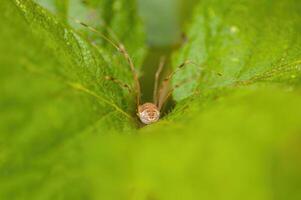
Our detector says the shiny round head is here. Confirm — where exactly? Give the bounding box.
[138,103,160,125]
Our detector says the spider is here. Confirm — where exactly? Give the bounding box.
[74,19,204,125]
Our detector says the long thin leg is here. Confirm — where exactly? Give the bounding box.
[158,89,173,111]
[153,56,166,105]
[162,60,198,83]
[71,18,141,107]
[158,74,198,110]
[104,76,133,93]
[163,60,222,84]
[156,60,197,109]
[73,18,120,50]
[157,61,223,110]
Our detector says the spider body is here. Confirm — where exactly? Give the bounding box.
[138,103,160,124]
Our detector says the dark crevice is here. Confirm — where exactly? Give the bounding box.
[138,0,199,119]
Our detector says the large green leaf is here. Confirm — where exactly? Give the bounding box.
[172,0,301,101]
[0,0,142,197]
[1,0,301,199]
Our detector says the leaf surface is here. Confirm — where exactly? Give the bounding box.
[1,0,301,199]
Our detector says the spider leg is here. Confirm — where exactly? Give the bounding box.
[163,60,222,84]
[157,60,198,110]
[104,76,133,93]
[158,75,197,110]
[153,56,166,105]
[71,17,141,107]
[157,62,223,110]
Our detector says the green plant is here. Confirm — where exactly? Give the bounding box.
[0,0,301,199]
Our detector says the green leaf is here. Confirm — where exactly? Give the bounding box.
[172,0,301,100]
[1,0,145,132]
[0,0,143,197]
[35,0,69,21]
[1,0,301,199]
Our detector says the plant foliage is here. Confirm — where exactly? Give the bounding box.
[0,0,301,199]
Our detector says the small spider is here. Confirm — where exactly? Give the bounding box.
[75,19,202,125]
[106,47,196,125]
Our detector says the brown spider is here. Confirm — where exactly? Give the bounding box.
[75,19,201,125]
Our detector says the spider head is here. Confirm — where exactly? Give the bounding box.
[138,103,160,125]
